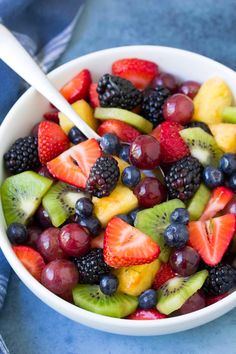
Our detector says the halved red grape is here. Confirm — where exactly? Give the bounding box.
[36,227,68,262]
[133,177,167,208]
[223,197,236,215]
[151,73,178,93]
[169,246,200,276]
[163,94,194,125]
[178,81,200,99]
[27,226,42,248]
[176,291,206,315]
[59,223,91,257]
[129,135,161,169]
[37,166,54,180]
[31,123,40,138]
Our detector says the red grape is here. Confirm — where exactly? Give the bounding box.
[31,123,40,137]
[163,94,194,125]
[36,227,68,262]
[37,166,54,180]
[223,197,236,215]
[59,223,91,257]
[169,246,200,276]
[27,226,42,248]
[176,291,206,315]
[129,135,161,169]
[178,81,200,99]
[41,259,79,295]
[36,205,53,229]
[133,177,167,208]
[151,73,178,93]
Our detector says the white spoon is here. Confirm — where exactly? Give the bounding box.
[0,24,100,140]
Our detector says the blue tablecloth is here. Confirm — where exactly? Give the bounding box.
[1,0,236,353]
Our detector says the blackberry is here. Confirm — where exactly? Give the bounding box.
[203,263,236,296]
[165,156,202,201]
[73,248,110,284]
[86,156,120,198]
[141,86,171,127]
[4,136,40,174]
[97,74,142,110]
[184,121,212,135]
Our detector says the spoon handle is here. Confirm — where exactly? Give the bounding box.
[0,24,100,139]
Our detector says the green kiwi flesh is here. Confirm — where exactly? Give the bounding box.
[134,199,185,262]
[156,270,208,315]
[187,184,211,221]
[1,171,52,225]
[72,284,138,318]
[180,127,223,167]
[42,182,88,227]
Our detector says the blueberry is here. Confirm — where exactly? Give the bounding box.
[119,144,130,163]
[77,216,102,236]
[202,166,224,189]
[7,223,28,245]
[75,197,93,217]
[100,133,121,154]
[170,208,189,225]
[68,126,86,144]
[116,214,133,225]
[99,274,119,295]
[138,289,157,309]
[228,173,236,192]
[219,154,236,175]
[129,208,141,224]
[121,166,141,188]
[164,223,189,248]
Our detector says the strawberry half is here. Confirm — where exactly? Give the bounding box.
[47,138,102,188]
[60,69,91,104]
[97,119,141,143]
[188,214,236,266]
[89,83,100,108]
[151,121,189,163]
[127,309,166,320]
[43,110,59,124]
[13,246,45,281]
[112,58,158,90]
[38,121,70,164]
[152,263,176,289]
[104,217,160,268]
[200,187,234,221]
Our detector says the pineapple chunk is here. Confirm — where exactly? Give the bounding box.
[209,123,236,153]
[93,185,138,227]
[113,156,130,175]
[193,77,233,124]
[59,99,98,134]
[114,260,161,296]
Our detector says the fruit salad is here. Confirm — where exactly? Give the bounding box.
[2,57,236,320]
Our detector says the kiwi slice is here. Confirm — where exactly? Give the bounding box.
[94,107,153,133]
[156,270,208,315]
[73,284,138,318]
[1,171,52,226]
[180,127,223,167]
[42,182,88,227]
[187,184,211,221]
[134,199,185,262]
[222,106,236,123]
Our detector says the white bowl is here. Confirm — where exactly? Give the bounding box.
[0,45,236,336]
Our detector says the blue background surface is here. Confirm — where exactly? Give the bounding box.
[1,0,236,353]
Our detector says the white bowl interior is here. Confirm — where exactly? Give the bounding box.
[0,45,236,335]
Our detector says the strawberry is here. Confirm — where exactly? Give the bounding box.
[152,263,176,289]
[89,83,100,108]
[43,110,59,124]
[104,217,160,268]
[151,121,189,163]
[112,58,158,90]
[60,69,91,104]
[47,138,102,188]
[38,121,70,164]
[200,187,234,221]
[127,309,166,320]
[188,214,236,266]
[97,119,141,143]
[206,293,228,306]
[13,246,45,281]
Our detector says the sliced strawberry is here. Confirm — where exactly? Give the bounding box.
[188,214,236,266]
[104,217,160,268]
[112,58,158,90]
[43,111,59,124]
[38,121,70,164]
[89,83,100,108]
[47,139,102,188]
[13,246,45,281]
[127,309,166,320]
[91,231,104,248]
[152,263,176,289]
[206,293,228,306]
[60,69,91,104]
[97,119,141,143]
[200,187,234,221]
[151,121,189,163]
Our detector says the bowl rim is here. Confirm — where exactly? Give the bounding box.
[1,44,236,334]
